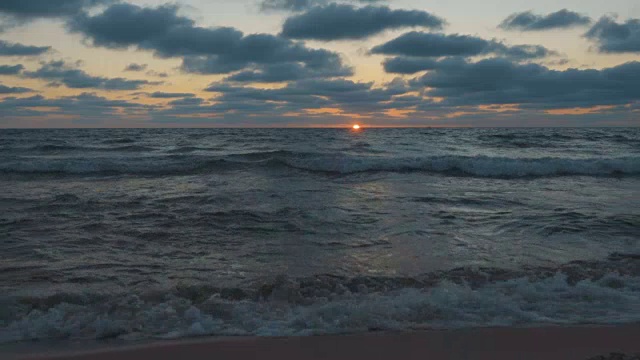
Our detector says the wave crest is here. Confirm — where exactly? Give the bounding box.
[279,154,640,177]
[1,254,638,343]
[1,152,638,178]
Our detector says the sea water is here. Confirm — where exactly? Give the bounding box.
[1,128,639,343]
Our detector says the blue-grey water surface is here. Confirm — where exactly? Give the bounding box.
[1,128,639,343]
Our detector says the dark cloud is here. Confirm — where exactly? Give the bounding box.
[68,3,352,78]
[168,78,400,124]
[168,97,205,106]
[259,0,385,12]
[501,45,553,60]
[225,60,352,83]
[0,0,116,33]
[0,64,24,75]
[0,93,158,126]
[148,76,430,125]
[0,93,150,111]
[178,34,352,76]
[205,78,380,100]
[124,63,147,72]
[198,78,409,118]
[24,61,158,90]
[373,32,555,74]
[499,9,591,31]
[410,57,640,108]
[0,83,32,94]
[585,16,640,53]
[373,32,489,57]
[382,57,440,74]
[149,92,195,98]
[260,0,327,12]
[68,4,197,50]
[0,0,115,18]
[281,4,444,40]
[0,40,50,56]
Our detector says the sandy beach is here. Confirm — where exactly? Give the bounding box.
[8,324,640,360]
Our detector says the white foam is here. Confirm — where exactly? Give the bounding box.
[2,273,639,344]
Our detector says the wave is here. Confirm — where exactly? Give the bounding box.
[101,138,136,144]
[1,254,638,343]
[477,130,640,149]
[166,146,209,154]
[25,145,79,152]
[0,152,638,178]
[21,145,156,153]
[279,154,640,177]
[0,156,232,176]
[479,132,576,141]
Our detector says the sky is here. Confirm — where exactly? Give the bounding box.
[0,0,639,127]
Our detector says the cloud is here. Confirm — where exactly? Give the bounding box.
[372,32,555,71]
[585,16,640,53]
[68,3,352,78]
[68,4,196,50]
[205,78,384,101]
[197,78,409,118]
[373,32,490,57]
[259,0,386,12]
[225,60,352,83]
[0,93,158,126]
[410,57,640,108]
[5,64,635,127]
[281,4,444,40]
[0,0,115,18]
[148,76,436,125]
[24,60,158,90]
[0,40,50,56]
[124,63,147,72]
[136,59,640,125]
[178,34,352,76]
[499,9,591,31]
[0,83,32,94]
[500,44,556,60]
[260,0,327,12]
[0,0,116,33]
[149,92,195,98]
[0,64,24,75]
[146,70,168,78]
[0,93,150,111]
[168,97,205,106]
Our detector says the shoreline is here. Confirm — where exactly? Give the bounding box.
[6,324,640,360]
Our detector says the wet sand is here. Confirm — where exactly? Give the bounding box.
[10,324,640,360]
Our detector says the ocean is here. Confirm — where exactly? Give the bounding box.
[1,128,639,344]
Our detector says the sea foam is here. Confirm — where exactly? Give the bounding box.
[2,255,639,343]
[1,273,639,343]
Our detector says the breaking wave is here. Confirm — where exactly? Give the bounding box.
[1,254,638,343]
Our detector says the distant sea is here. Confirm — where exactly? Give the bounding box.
[1,128,639,343]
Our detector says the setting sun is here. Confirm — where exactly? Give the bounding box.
[352,124,361,130]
